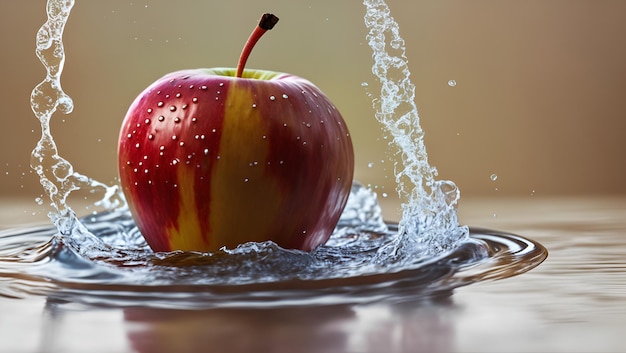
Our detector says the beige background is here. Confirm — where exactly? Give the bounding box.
[1,0,625,206]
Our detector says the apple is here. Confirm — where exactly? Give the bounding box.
[118,14,354,252]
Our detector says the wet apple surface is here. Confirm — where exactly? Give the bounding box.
[118,15,354,252]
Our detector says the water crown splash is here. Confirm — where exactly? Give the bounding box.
[363,0,468,257]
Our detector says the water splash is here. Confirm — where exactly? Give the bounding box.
[29,0,466,260]
[30,0,123,241]
[363,0,468,257]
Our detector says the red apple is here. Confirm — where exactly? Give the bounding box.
[118,14,354,252]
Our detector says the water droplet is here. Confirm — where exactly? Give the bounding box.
[144,118,151,124]
[252,103,257,108]
[171,135,177,140]
[490,174,498,181]
[219,82,224,87]
[147,134,154,140]
[127,133,132,139]
[35,197,44,206]
[179,141,185,147]
[157,102,164,107]
[158,115,165,122]
[361,82,369,87]
[147,108,153,113]
[244,178,249,183]
[282,94,288,99]
[368,162,374,168]
[201,85,207,90]
[204,149,209,155]
[448,80,457,87]
[191,117,197,122]
[135,143,140,148]
[175,93,181,98]
[174,117,181,123]
[169,106,177,112]
[382,192,388,198]
[269,95,276,101]
[159,145,165,151]
[192,97,198,103]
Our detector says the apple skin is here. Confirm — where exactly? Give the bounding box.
[118,68,354,252]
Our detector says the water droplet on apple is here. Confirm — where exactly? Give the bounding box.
[219,82,224,87]
[174,117,181,123]
[244,178,249,183]
[192,97,198,103]
[179,141,185,147]
[211,129,216,133]
[157,102,164,107]
[189,84,195,89]
[171,135,177,140]
[172,159,179,165]
[126,133,132,139]
[158,115,165,122]
[147,108,153,113]
[306,123,311,128]
[191,117,197,122]
[200,135,205,139]
[169,106,176,112]
[201,85,207,90]
[252,103,257,108]
[147,134,154,140]
[262,135,267,139]
[144,118,151,124]
[135,143,140,148]
[282,94,288,99]
[269,95,276,101]
[165,94,170,99]
[159,146,165,151]
[176,93,181,98]
[204,149,209,155]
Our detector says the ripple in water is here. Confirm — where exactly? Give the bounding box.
[0,0,547,308]
[0,183,546,308]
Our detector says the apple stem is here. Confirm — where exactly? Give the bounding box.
[236,13,279,78]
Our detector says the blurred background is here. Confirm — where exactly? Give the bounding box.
[1,0,625,221]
